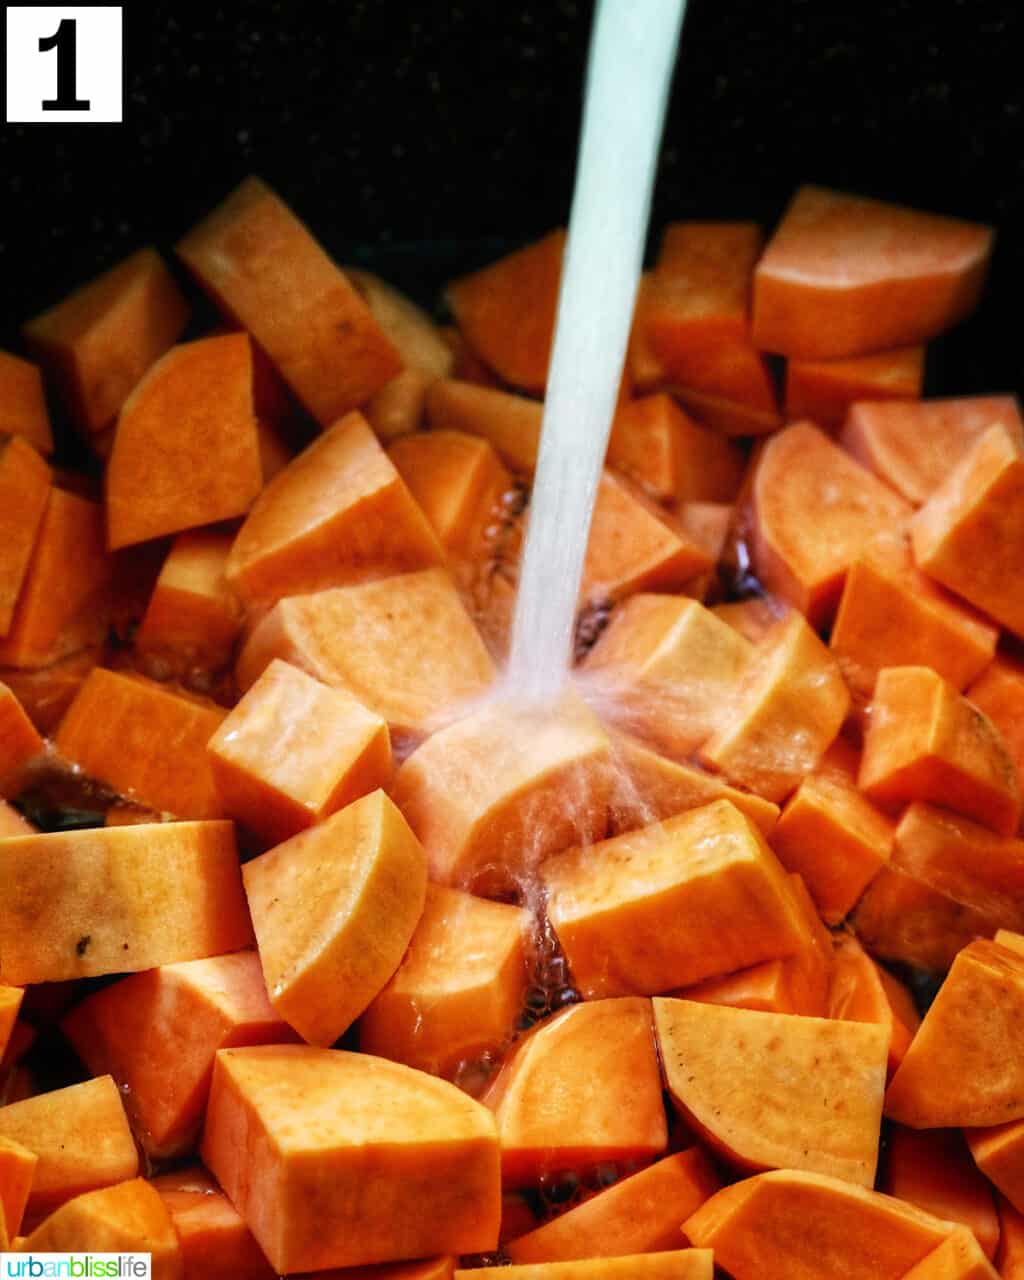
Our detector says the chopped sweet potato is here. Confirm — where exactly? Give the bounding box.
[0,351,53,454]
[135,531,240,675]
[425,379,543,474]
[902,1229,1000,1280]
[0,1076,137,1223]
[19,1178,183,1278]
[541,800,808,999]
[209,659,391,845]
[0,438,51,638]
[683,1169,956,1280]
[711,596,792,644]
[968,656,1024,798]
[999,1197,1024,1278]
[106,333,263,549]
[967,1123,1024,1219]
[0,821,252,984]
[365,366,431,441]
[391,691,611,894]
[459,1257,712,1280]
[360,884,529,1079]
[505,1148,719,1263]
[750,421,911,626]
[655,998,887,1186]
[202,1044,500,1271]
[483,997,666,1187]
[841,395,1024,506]
[446,230,565,393]
[347,267,455,382]
[0,682,44,794]
[0,1136,36,1240]
[886,939,1024,1128]
[227,411,443,605]
[55,668,226,819]
[243,789,426,1045]
[752,185,993,358]
[0,989,24,1073]
[151,1166,275,1280]
[859,666,1020,835]
[912,424,1024,637]
[828,933,920,1077]
[62,951,297,1159]
[785,345,924,431]
[177,177,401,422]
[626,273,667,390]
[886,1128,999,1260]
[23,247,189,437]
[235,569,495,742]
[441,324,501,388]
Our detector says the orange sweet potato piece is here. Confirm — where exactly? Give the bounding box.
[606,394,743,504]
[999,1196,1024,1278]
[106,333,263,549]
[202,1044,500,1271]
[483,997,667,1187]
[750,421,911,625]
[209,659,390,845]
[347,267,455,382]
[360,885,528,1079]
[683,1169,956,1280]
[0,682,44,794]
[151,1166,275,1280]
[828,933,920,1077]
[969,656,1024,800]
[505,1149,719,1264]
[459,1258,713,1280]
[752,185,993,358]
[711,596,792,645]
[23,247,189,437]
[886,1128,999,1260]
[859,667,1020,835]
[785,345,924,430]
[0,438,51,638]
[388,430,512,554]
[441,323,501,387]
[235,569,495,741]
[656,998,887,1186]
[365,366,430,441]
[62,951,297,1159]
[700,612,850,802]
[902,1229,1000,1280]
[0,821,252,984]
[886,940,1024,1128]
[912,424,1024,637]
[425,379,543,474]
[0,988,23,1067]
[243,789,426,1046]
[0,351,53,454]
[0,1136,36,1239]
[391,691,611,895]
[0,648,100,731]
[446,230,565,393]
[541,800,808,999]
[0,803,32,838]
[55,668,226,819]
[226,410,443,604]
[841,395,1024,505]
[19,1178,183,1278]
[0,1076,137,1222]
[135,531,240,675]
[177,177,401,422]
[967,1124,1024,1219]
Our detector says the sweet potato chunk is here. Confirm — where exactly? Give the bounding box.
[0,682,44,794]
[152,1166,275,1280]
[360,885,529,1078]
[391,691,611,894]
[209,659,391,845]
[135,531,240,674]
[446,230,565,393]
[784,345,924,430]
[0,1136,36,1239]
[19,1179,183,1278]
[967,1123,1024,1219]
[860,667,1020,835]
[752,185,993,358]
[243,789,426,1046]
[55,668,226,819]
[711,596,792,645]
[505,1148,719,1263]
[0,439,50,638]
[683,1169,955,1280]
[751,421,911,625]
[62,951,296,1159]
[460,1257,713,1279]
[0,351,53,454]
[0,987,24,1065]
[227,411,443,605]
[202,1044,500,1272]
[902,1229,1000,1280]
[655,998,887,1186]
[968,656,1024,798]
[841,394,1024,506]
[912,424,1024,637]
[106,333,263,548]
[347,267,455,382]
[0,821,252,984]
[541,800,808,999]
[886,940,1024,1128]
[366,366,430,441]
[999,1197,1024,1278]
[23,247,189,436]
[236,569,495,740]
[828,933,920,1077]
[425,379,543,474]
[483,997,666,1186]
[0,1076,137,1222]
[177,177,401,423]
[886,1128,999,1260]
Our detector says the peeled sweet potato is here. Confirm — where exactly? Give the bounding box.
[999,1197,1024,1278]
[151,1166,275,1280]
[0,438,50,637]
[886,1128,999,1261]
[0,1136,36,1240]
[784,345,924,430]
[0,682,44,794]
[366,366,431,441]
[0,350,53,454]
[967,1123,1024,1220]
[828,933,920,1077]
[902,1229,1000,1280]
[347,267,455,382]
[0,647,100,733]
[425,379,543,474]
[968,656,1024,799]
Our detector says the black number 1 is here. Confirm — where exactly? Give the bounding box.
[39,19,91,111]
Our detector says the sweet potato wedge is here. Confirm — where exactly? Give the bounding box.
[902,1229,1000,1280]
[151,1166,275,1280]
[0,350,53,454]
[0,647,100,732]
[886,1128,999,1260]
[999,1197,1024,1278]
[967,1123,1024,1219]
[347,267,455,382]
[0,439,51,638]
[784,345,924,430]
[366,366,431,441]
[0,682,44,795]
[828,933,920,1077]
[425,379,543,474]
[0,1136,36,1240]
[968,656,1024,799]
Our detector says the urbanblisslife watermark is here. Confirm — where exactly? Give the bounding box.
[0,1257,150,1278]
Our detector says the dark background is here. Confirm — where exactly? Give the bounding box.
[2,0,1022,394]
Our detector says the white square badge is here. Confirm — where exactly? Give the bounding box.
[6,6,124,123]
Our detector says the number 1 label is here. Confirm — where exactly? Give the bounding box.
[5,6,123,123]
